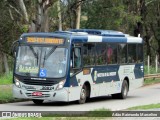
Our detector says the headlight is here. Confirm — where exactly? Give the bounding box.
[56,80,66,90]
[14,77,21,88]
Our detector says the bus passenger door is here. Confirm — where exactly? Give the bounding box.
[69,47,83,101]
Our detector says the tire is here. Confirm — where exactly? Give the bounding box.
[32,99,44,105]
[112,80,128,99]
[78,85,87,104]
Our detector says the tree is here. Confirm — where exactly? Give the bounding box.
[83,0,140,34]
[0,0,21,74]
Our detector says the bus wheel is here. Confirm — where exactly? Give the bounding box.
[78,85,87,104]
[32,99,44,105]
[112,80,128,99]
[120,80,128,99]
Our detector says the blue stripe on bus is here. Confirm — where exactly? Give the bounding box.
[91,65,120,83]
[72,36,88,43]
[102,37,127,43]
[70,75,79,86]
[64,41,72,87]
[134,63,144,79]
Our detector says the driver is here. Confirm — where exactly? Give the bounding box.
[22,52,33,66]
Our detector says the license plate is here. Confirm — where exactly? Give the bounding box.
[32,92,42,96]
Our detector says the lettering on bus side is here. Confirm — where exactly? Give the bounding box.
[97,72,116,77]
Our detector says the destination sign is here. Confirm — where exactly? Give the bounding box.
[26,37,64,44]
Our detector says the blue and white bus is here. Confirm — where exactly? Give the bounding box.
[12,29,144,104]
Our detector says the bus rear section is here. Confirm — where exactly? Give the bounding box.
[68,31,143,103]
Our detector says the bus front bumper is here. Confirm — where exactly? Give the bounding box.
[13,85,69,102]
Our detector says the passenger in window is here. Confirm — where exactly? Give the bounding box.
[107,45,113,64]
[128,56,135,63]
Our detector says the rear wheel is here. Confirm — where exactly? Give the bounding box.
[78,85,87,104]
[112,80,128,99]
[32,99,44,105]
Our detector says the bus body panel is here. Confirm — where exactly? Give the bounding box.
[69,63,143,99]
[13,84,69,102]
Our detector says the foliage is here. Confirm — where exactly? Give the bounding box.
[144,65,160,74]
[82,0,141,34]
[0,0,22,55]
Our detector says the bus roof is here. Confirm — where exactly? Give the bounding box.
[69,29,125,37]
[19,29,143,44]
[56,29,143,43]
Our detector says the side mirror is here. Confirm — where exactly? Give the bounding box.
[11,40,19,58]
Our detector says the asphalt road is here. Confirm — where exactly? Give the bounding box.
[0,83,160,112]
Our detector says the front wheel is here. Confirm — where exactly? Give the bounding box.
[32,99,44,105]
[78,85,87,104]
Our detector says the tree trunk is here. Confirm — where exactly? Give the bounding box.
[57,0,62,31]
[2,53,9,74]
[75,0,82,29]
[134,0,145,37]
[0,53,3,74]
[36,0,55,32]
[18,0,29,23]
[41,8,49,32]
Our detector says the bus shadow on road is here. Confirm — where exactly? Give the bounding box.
[28,96,113,106]
[24,95,139,106]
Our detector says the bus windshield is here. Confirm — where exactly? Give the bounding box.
[15,45,68,78]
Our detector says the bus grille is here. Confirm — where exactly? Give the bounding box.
[21,79,58,86]
[26,93,50,98]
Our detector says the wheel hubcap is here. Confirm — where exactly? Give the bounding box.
[81,89,86,99]
[124,86,127,97]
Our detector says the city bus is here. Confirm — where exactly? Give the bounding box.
[12,29,144,104]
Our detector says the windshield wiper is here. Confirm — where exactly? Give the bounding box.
[44,46,57,60]
[42,46,57,67]
[43,51,46,67]
[29,46,39,65]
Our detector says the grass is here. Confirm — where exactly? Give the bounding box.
[144,78,160,85]
[41,108,112,117]
[0,72,12,85]
[0,85,13,103]
[1,117,108,120]
[1,108,112,120]
[128,103,160,110]
[0,85,25,104]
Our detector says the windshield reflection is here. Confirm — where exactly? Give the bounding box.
[15,45,68,78]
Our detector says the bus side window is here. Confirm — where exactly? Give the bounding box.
[128,44,136,63]
[74,48,81,68]
[71,47,82,69]
[70,47,82,76]
[137,44,143,63]
[118,44,127,64]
